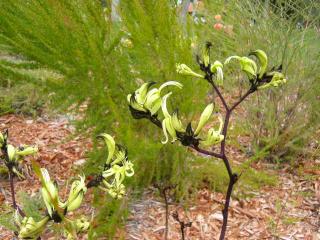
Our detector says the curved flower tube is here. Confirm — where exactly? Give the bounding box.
[161,92,181,144]
[98,133,115,164]
[194,103,214,136]
[200,115,224,146]
[176,63,204,78]
[225,56,257,79]
[65,175,87,212]
[250,49,268,78]
[128,81,182,115]
[39,168,60,218]
[210,61,224,86]
[18,216,50,240]
[258,72,287,90]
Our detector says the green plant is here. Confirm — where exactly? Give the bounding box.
[127,43,286,239]
[0,130,134,239]
[200,0,320,163]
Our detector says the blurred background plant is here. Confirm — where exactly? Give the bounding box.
[0,0,319,238]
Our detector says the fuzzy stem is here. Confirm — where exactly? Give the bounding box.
[209,82,253,239]
[219,173,237,240]
[163,188,169,240]
[8,170,17,210]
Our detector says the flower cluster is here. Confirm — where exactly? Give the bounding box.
[13,165,88,239]
[2,127,132,240]
[176,43,287,91]
[128,80,224,148]
[0,131,38,178]
[97,134,134,199]
[161,92,224,147]
[127,81,182,117]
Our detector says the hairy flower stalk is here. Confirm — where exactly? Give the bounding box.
[2,130,131,239]
[0,130,38,216]
[97,134,134,199]
[128,44,287,240]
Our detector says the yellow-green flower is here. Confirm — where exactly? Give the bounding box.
[18,216,50,240]
[200,115,224,146]
[250,49,268,78]
[127,81,182,115]
[225,56,257,79]
[176,63,204,78]
[258,72,287,89]
[39,168,60,218]
[98,134,134,198]
[210,61,224,86]
[98,133,115,164]
[194,103,214,136]
[65,175,87,212]
[161,92,182,144]
[16,146,38,157]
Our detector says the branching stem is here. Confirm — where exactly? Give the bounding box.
[137,75,254,239]
[209,81,253,239]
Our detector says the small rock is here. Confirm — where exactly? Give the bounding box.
[74,159,86,166]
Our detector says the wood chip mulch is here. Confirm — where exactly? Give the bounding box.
[0,114,319,240]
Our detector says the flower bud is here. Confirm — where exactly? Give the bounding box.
[18,216,49,240]
[200,115,224,146]
[108,184,126,199]
[40,168,59,218]
[171,111,184,132]
[250,50,268,78]
[203,42,212,67]
[74,216,90,232]
[225,56,257,79]
[210,61,224,86]
[161,118,177,144]
[16,146,38,157]
[0,132,4,148]
[12,166,25,179]
[194,103,214,136]
[176,63,204,78]
[98,133,115,164]
[65,175,87,212]
[258,72,287,89]
[6,144,16,162]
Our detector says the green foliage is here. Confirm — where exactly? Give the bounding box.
[199,0,320,163]
[17,192,44,221]
[89,189,129,239]
[0,0,316,237]
[189,157,277,198]
[0,83,44,116]
[0,204,16,232]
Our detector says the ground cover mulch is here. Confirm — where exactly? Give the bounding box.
[0,114,319,240]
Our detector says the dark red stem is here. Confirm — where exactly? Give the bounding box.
[209,82,253,240]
